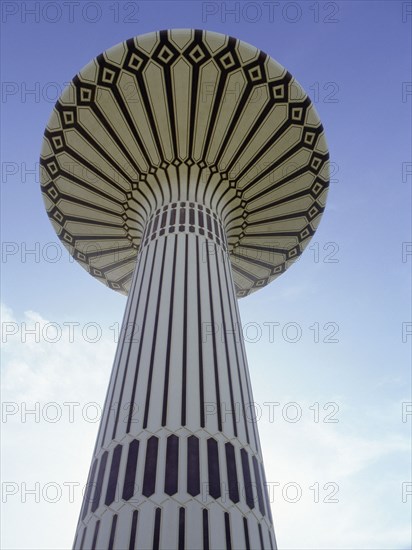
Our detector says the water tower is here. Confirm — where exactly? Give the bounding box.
[40,29,329,550]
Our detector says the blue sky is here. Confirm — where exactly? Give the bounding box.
[1,1,411,549]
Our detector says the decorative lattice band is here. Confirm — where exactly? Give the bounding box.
[80,433,272,524]
[140,202,228,252]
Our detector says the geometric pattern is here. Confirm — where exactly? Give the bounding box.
[40,29,330,298]
[70,209,281,548]
[75,433,275,550]
[140,202,229,253]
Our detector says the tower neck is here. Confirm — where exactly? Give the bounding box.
[139,201,228,255]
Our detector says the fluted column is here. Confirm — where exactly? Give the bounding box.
[73,201,276,550]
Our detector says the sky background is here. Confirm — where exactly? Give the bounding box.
[1,1,411,549]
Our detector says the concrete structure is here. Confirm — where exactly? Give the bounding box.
[40,29,329,550]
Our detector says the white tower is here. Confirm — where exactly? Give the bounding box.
[40,29,329,550]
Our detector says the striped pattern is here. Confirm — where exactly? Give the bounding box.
[78,433,272,541]
[80,434,271,523]
[73,212,277,549]
[40,28,329,299]
[78,505,273,550]
[95,219,261,451]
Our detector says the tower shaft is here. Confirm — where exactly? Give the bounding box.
[74,201,276,550]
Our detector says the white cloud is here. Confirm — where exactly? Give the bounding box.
[1,303,116,550]
[1,304,410,550]
[259,405,411,549]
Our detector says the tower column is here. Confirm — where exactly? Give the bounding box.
[73,201,276,550]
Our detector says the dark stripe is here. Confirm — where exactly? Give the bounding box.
[213,53,268,170]
[161,236,178,426]
[224,512,232,550]
[188,32,209,191]
[228,259,259,450]
[224,107,291,176]
[240,449,255,509]
[206,213,212,232]
[243,517,250,550]
[253,456,266,516]
[81,458,97,519]
[196,237,205,427]
[107,82,154,169]
[269,530,274,550]
[79,527,87,550]
[87,91,143,177]
[105,444,122,505]
[205,240,222,432]
[218,221,225,246]
[91,520,100,550]
[179,206,186,224]
[145,217,153,241]
[233,120,297,187]
[261,463,273,524]
[158,32,179,159]
[213,218,219,236]
[231,250,275,271]
[219,246,259,451]
[122,439,139,501]
[231,262,255,285]
[202,508,209,550]
[225,442,240,503]
[143,239,168,429]
[143,436,159,497]
[129,510,138,550]
[242,137,317,197]
[220,248,250,445]
[153,213,159,232]
[91,451,108,513]
[187,435,200,496]
[42,134,126,197]
[207,438,221,499]
[178,507,185,550]
[110,244,149,441]
[214,244,237,436]
[181,234,189,425]
[53,116,134,186]
[125,45,165,162]
[48,193,123,223]
[200,42,233,162]
[77,243,133,260]
[164,434,179,495]
[108,515,118,550]
[126,240,158,433]
[251,187,318,217]
[258,523,264,550]
[153,508,161,550]
[141,218,149,242]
